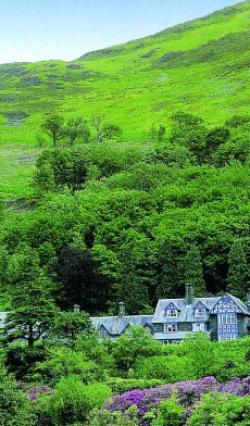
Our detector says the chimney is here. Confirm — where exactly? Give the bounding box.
[185,284,194,305]
[74,304,80,313]
[118,302,125,318]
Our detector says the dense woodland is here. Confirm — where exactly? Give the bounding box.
[0,112,250,424]
[1,112,250,314]
[1,1,250,423]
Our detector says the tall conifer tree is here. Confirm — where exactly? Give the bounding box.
[227,239,249,299]
[184,245,206,296]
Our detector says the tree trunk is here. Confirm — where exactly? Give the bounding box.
[28,325,34,348]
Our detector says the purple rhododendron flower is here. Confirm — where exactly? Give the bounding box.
[107,376,250,426]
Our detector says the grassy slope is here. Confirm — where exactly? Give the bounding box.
[0,0,250,199]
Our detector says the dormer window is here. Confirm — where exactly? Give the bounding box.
[194,302,206,318]
[195,307,205,317]
[167,309,177,317]
[164,302,178,318]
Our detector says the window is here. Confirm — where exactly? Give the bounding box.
[164,323,177,333]
[218,313,237,325]
[194,302,206,318]
[164,303,178,318]
[166,309,177,317]
[195,308,205,317]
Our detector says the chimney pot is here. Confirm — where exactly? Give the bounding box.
[118,302,125,318]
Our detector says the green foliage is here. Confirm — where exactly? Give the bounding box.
[111,326,160,375]
[188,392,250,426]
[227,239,249,299]
[54,246,111,313]
[149,392,185,426]
[42,114,64,147]
[4,244,58,348]
[87,407,139,426]
[64,117,90,146]
[106,377,163,393]
[4,276,57,348]
[102,123,123,140]
[148,125,167,143]
[51,311,92,343]
[181,333,215,378]
[184,245,206,296]
[5,346,47,380]
[87,406,139,426]
[0,363,35,425]
[34,348,105,385]
[134,355,190,382]
[36,376,111,425]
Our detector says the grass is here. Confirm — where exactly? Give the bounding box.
[1,1,250,200]
[0,145,38,200]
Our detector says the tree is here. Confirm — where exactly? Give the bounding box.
[51,311,92,343]
[54,246,111,313]
[111,326,160,373]
[203,127,230,163]
[64,117,90,146]
[158,124,166,142]
[103,123,122,140]
[225,114,250,128]
[170,112,207,163]
[184,245,206,296]
[4,245,58,347]
[33,162,56,194]
[4,275,57,347]
[227,239,249,299]
[156,240,184,300]
[92,115,104,144]
[182,333,214,377]
[171,111,203,128]
[42,114,64,147]
[148,124,166,143]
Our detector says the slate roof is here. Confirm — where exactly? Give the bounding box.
[152,294,250,323]
[91,315,153,336]
[152,297,219,323]
[227,294,250,316]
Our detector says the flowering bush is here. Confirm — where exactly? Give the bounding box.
[108,377,216,424]
[107,376,250,426]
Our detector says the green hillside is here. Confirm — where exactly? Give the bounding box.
[1,0,250,146]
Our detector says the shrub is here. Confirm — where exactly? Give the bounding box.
[87,406,139,426]
[111,326,160,374]
[187,392,250,426]
[106,377,163,394]
[134,355,190,382]
[0,365,35,426]
[108,377,216,424]
[5,345,47,380]
[36,376,111,425]
[149,393,185,426]
[34,348,105,385]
